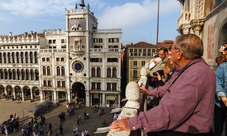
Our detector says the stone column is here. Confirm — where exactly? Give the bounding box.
[86,90,89,107]
[53,90,57,103]
[99,94,101,106]
[40,90,44,102]
[30,89,33,100]
[102,93,105,107]
[21,91,24,101]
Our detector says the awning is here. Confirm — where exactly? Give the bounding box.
[106,96,116,101]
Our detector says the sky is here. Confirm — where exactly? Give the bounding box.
[0,0,180,45]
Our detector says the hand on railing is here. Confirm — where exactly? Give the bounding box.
[109,116,130,132]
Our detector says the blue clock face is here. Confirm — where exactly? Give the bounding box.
[75,63,82,71]
[72,60,84,73]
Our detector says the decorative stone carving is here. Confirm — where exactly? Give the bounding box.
[71,23,81,31]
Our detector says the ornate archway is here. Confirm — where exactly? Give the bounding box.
[15,86,22,100]
[6,85,12,96]
[72,82,85,104]
[32,87,39,100]
[23,86,31,101]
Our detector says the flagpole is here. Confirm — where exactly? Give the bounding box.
[156,0,160,46]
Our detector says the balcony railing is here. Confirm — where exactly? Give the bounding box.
[90,48,121,52]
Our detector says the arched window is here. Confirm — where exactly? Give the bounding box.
[61,67,65,76]
[47,66,50,75]
[26,69,29,80]
[30,70,34,80]
[112,67,117,78]
[12,52,15,63]
[20,52,24,63]
[9,70,12,79]
[97,67,101,77]
[34,52,38,63]
[8,53,11,63]
[21,70,25,80]
[91,67,95,77]
[35,70,39,80]
[30,52,33,63]
[25,52,28,63]
[4,69,7,79]
[43,66,46,75]
[57,67,60,76]
[107,67,111,78]
[17,69,20,80]
[16,52,19,63]
[12,69,16,80]
[3,53,6,63]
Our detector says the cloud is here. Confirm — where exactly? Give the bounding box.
[0,0,77,18]
[98,0,179,31]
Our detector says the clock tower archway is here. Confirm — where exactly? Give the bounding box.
[72,82,85,104]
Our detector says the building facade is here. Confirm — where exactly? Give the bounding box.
[177,0,227,69]
[120,42,157,96]
[0,2,122,108]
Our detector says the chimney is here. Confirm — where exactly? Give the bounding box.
[31,31,33,35]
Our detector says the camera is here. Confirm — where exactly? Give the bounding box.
[220,46,227,50]
[153,70,164,77]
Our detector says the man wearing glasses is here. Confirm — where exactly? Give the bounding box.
[110,34,215,136]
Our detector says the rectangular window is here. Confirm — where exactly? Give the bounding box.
[57,81,61,87]
[134,49,137,56]
[133,61,138,68]
[108,38,119,43]
[42,58,45,62]
[48,80,52,87]
[91,83,95,90]
[99,38,103,43]
[90,58,102,62]
[143,49,146,56]
[48,40,52,44]
[56,58,60,62]
[133,70,138,78]
[43,80,47,87]
[62,81,65,87]
[112,83,117,91]
[61,58,64,62]
[141,61,146,67]
[97,82,101,90]
[107,58,118,62]
[61,39,66,43]
[46,58,50,62]
[53,39,56,44]
[107,83,111,91]
[148,49,151,56]
[93,38,98,43]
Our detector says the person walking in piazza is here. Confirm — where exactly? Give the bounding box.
[48,123,52,131]
[109,34,216,135]
[58,124,63,135]
[214,44,227,136]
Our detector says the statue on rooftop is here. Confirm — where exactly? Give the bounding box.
[75,3,78,10]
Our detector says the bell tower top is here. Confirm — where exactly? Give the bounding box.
[79,0,85,8]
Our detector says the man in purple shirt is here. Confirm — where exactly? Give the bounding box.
[110,34,215,136]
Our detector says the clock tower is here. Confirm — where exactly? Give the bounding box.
[65,1,98,106]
